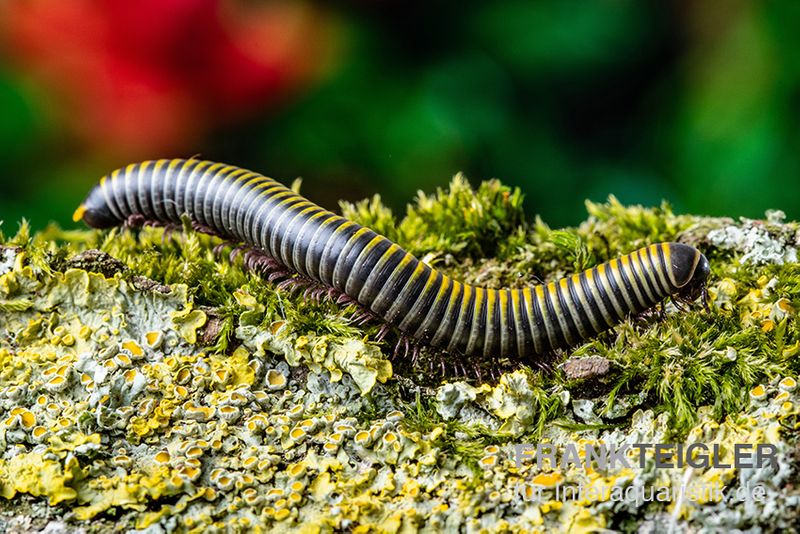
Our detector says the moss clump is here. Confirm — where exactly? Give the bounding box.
[0,176,799,532]
[340,174,525,259]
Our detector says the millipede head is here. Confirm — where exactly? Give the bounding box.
[73,183,121,228]
[668,243,710,302]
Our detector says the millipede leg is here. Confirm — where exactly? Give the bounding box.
[670,296,688,313]
[242,249,290,280]
[304,287,318,302]
[120,215,185,245]
[312,287,329,303]
[409,344,420,365]
[393,337,406,359]
[212,241,230,256]
[228,245,248,263]
[336,293,355,306]
[486,363,496,381]
[124,213,146,229]
[517,351,554,374]
[190,221,218,236]
[375,324,392,343]
[349,308,375,326]
[473,363,483,382]
[701,286,710,312]
[634,306,662,323]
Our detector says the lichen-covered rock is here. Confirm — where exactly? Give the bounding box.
[0,187,799,532]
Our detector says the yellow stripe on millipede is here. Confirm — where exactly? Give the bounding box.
[101,169,122,218]
[521,287,540,354]
[370,251,415,311]
[465,287,486,355]
[496,289,509,356]
[661,243,677,287]
[596,263,625,319]
[152,159,166,177]
[620,254,647,308]
[446,284,472,352]
[385,261,428,321]
[431,280,459,346]
[584,268,615,327]
[483,289,499,356]
[547,281,574,345]
[356,242,400,301]
[607,259,636,311]
[647,244,671,294]
[534,285,555,349]
[511,289,529,355]
[344,235,385,295]
[570,273,601,333]
[630,249,656,302]
[400,267,439,332]
[559,278,587,339]
[290,210,332,274]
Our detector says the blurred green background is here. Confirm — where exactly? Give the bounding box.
[1,0,799,230]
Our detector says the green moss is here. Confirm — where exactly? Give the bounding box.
[341,174,525,259]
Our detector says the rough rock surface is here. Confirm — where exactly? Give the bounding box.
[0,183,799,533]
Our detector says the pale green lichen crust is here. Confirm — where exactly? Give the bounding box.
[0,182,799,533]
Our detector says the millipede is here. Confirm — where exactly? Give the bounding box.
[74,159,710,365]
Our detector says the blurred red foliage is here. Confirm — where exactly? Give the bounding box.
[0,0,337,157]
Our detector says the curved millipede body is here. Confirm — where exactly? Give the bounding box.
[74,159,710,361]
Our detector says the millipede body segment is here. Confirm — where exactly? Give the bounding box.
[74,159,710,361]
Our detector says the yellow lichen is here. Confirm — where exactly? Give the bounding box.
[0,453,80,505]
[171,307,207,344]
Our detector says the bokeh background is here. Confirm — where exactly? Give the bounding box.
[1,0,799,230]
